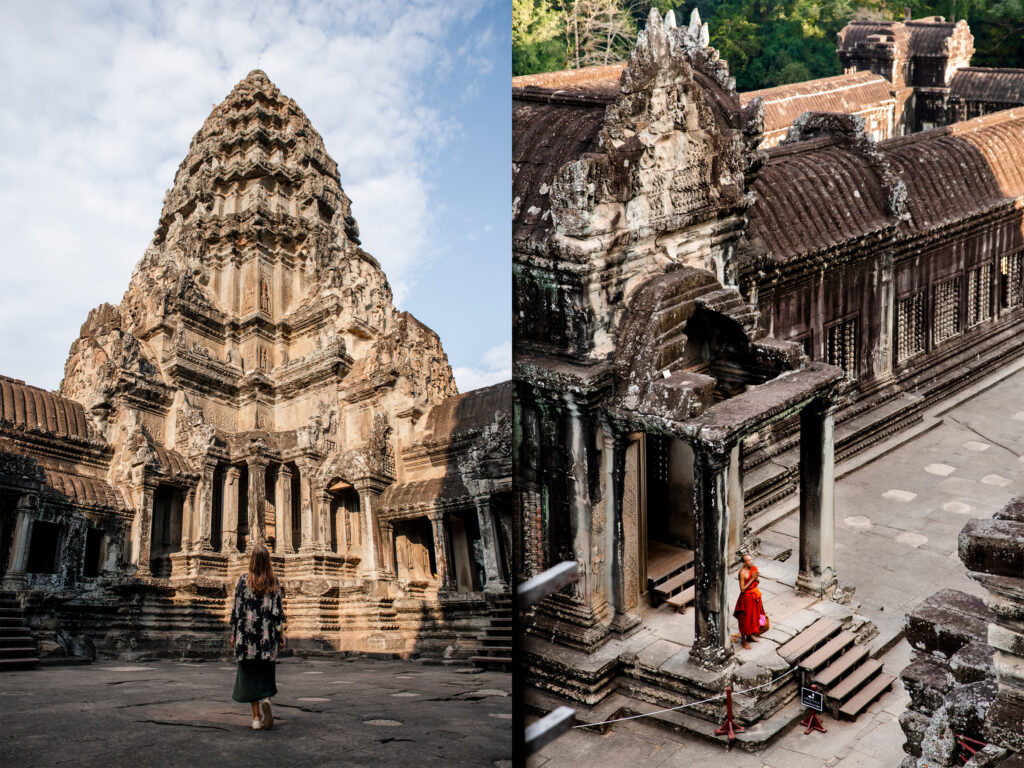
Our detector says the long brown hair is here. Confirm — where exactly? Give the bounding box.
[247,543,277,595]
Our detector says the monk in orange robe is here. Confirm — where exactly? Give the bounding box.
[734,553,768,649]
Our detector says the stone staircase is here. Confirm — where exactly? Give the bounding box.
[470,593,512,671]
[779,616,894,720]
[0,592,39,671]
[647,541,695,612]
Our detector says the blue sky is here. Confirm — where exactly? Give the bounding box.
[0,0,510,393]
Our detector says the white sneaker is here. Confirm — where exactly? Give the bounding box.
[252,717,262,730]
[260,698,273,730]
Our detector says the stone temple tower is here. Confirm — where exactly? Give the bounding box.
[0,70,511,658]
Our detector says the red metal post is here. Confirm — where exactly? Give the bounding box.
[799,684,827,735]
[714,686,746,741]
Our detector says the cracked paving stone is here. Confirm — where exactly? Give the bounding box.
[896,531,928,548]
[963,440,990,451]
[882,489,917,502]
[943,501,972,514]
[364,719,403,726]
[844,515,872,528]
[981,474,1011,486]
[925,463,956,476]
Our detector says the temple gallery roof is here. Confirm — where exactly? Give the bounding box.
[740,72,894,136]
[0,376,91,440]
[512,99,605,242]
[837,17,973,57]
[422,380,512,443]
[950,68,1024,105]
[512,65,620,243]
[747,108,1024,261]
[43,468,125,509]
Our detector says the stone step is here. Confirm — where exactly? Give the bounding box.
[0,656,39,671]
[798,630,857,679]
[827,658,885,713]
[0,635,35,647]
[468,655,511,668]
[0,646,37,658]
[480,638,511,648]
[778,617,842,664]
[838,671,895,720]
[666,585,695,611]
[813,644,870,690]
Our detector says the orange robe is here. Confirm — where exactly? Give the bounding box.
[734,565,767,636]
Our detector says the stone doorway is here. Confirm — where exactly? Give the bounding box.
[394,517,437,584]
[327,481,360,554]
[448,510,483,593]
[639,433,696,595]
[0,492,18,580]
[150,484,184,577]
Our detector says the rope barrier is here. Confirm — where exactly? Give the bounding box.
[571,665,799,729]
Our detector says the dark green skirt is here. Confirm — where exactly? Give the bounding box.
[232,659,277,703]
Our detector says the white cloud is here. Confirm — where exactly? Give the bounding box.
[0,0,489,389]
[452,340,511,392]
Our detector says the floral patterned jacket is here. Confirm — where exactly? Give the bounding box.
[229,574,285,662]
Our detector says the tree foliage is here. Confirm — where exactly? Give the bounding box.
[513,0,1024,83]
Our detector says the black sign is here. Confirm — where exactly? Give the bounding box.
[801,687,824,712]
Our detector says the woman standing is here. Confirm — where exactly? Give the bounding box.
[230,543,286,730]
[733,552,768,650]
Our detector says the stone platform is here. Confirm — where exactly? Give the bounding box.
[0,657,512,767]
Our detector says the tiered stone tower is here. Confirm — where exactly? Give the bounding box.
[0,70,510,658]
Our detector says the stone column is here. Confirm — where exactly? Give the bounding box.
[1,494,37,591]
[276,465,293,554]
[727,444,744,558]
[797,398,838,597]
[296,461,315,552]
[221,466,241,552]
[195,460,217,552]
[429,513,454,591]
[473,497,507,592]
[317,490,334,552]
[131,480,157,577]
[690,449,733,670]
[246,456,269,551]
[356,486,382,576]
[614,435,642,625]
[382,522,395,576]
[180,487,196,553]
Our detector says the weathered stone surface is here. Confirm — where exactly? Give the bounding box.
[905,589,990,657]
[950,640,995,685]
[899,707,931,757]
[959,517,1024,577]
[902,654,954,715]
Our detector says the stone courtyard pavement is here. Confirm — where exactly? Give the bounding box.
[531,364,1023,767]
[0,657,511,767]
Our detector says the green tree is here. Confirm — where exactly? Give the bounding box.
[513,0,566,75]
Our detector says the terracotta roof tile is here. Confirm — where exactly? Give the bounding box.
[950,68,1024,105]
[0,376,91,440]
[741,72,893,136]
